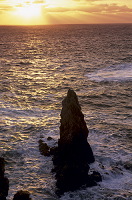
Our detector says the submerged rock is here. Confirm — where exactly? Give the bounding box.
[0,158,9,200]
[90,171,102,182]
[13,190,32,200]
[47,136,53,141]
[124,162,132,172]
[52,89,97,195]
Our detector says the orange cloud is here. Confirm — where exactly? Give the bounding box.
[0,0,132,24]
[33,0,45,3]
[46,3,132,13]
[0,5,15,13]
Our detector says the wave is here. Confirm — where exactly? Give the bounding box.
[86,63,132,82]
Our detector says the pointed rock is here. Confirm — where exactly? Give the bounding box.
[58,89,95,164]
[52,89,96,195]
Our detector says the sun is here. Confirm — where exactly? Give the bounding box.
[16,4,41,19]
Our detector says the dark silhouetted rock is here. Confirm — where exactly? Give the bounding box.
[0,157,5,177]
[0,158,9,200]
[0,177,9,199]
[0,196,6,200]
[58,89,95,164]
[90,171,102,182]
[52,89,97,195]
[47,137,53,141]
[124,162,132,171]
[38,139,50,156]
[13,190,31,200]
[38,89,102,195]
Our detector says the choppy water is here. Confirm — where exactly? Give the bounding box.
[0,24,132,200]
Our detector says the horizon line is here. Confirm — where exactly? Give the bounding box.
[0,22,132,26]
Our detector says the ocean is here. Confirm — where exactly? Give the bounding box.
[0,24,132,200]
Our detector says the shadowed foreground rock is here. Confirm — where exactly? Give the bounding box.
[0,157,9,200]
[13,190,32,200]
[51,89,101,195]
[38,89,102,196]
[0,158,31,200]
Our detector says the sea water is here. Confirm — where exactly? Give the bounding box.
[0,24,132,200]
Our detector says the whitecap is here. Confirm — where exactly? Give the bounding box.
[86,63,132,82]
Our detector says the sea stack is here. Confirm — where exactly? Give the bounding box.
[0,157,9,200]
[52,89,97,195]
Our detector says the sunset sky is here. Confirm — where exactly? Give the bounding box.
[0,0,132,25]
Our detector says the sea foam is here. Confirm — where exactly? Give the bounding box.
[86,63,132,82]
